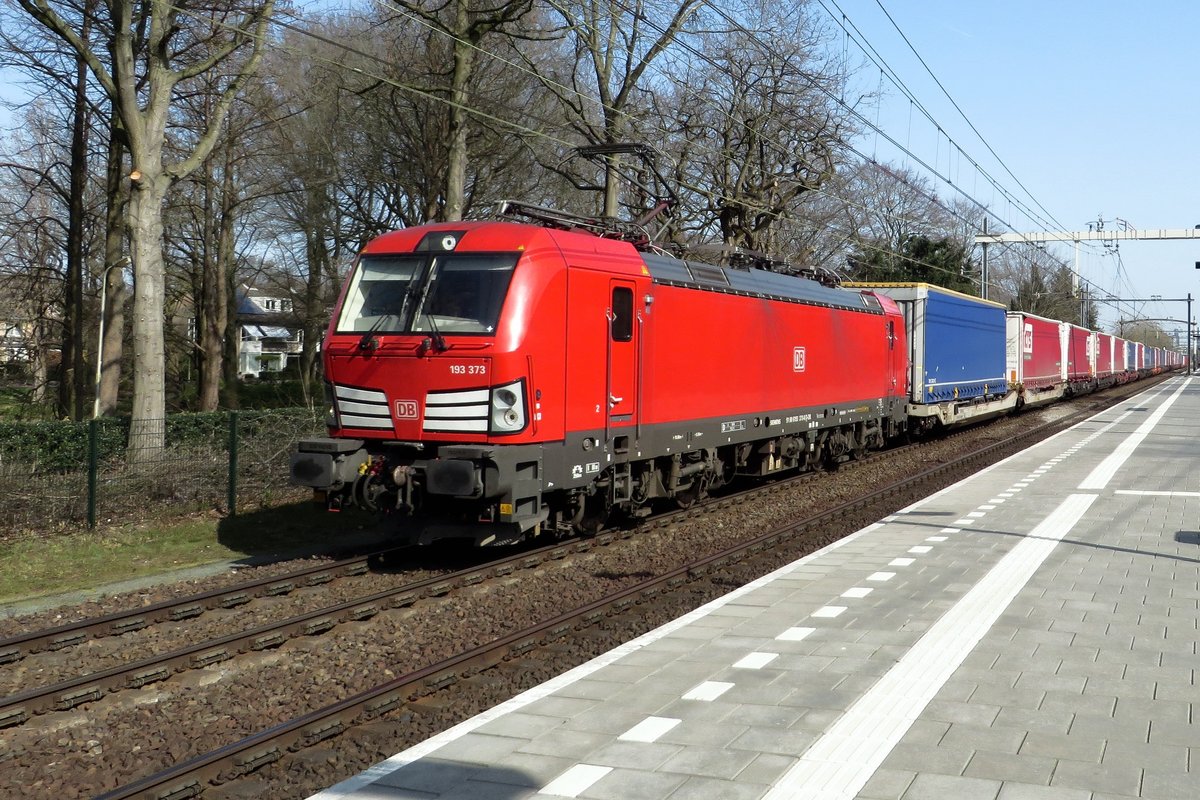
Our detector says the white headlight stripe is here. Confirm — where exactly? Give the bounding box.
[426,389,490,405]
[425,406,489,420]
[339,413,395,429]
[337,399,390,416]
[335,385,387,403]
[423,419,489,432]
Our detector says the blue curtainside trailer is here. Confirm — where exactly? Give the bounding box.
[844,282,1013,427]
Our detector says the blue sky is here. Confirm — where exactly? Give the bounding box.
[835,0,1200,335]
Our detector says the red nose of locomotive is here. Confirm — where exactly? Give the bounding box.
[289,221,561,545]
[323,347,529,442]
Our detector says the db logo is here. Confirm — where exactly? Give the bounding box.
[793,346,806,372]
[394,400,419,419]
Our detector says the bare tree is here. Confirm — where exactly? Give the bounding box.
[13,0,275,450]
[662,0,856,255]
[0,103,81,407]
[537,0,704,217]
[253,24,353,397]
[0,2,110,418]
[381,0,537,221]
[167,73,279,412]
[990,245,1085,323]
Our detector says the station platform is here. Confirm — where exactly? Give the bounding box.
[311,374,1200,800]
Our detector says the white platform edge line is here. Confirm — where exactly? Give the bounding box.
[761,493,1097,800]
[306,522,887,798]
[1079,377,1192,489]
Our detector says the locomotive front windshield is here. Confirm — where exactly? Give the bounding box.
[336,252,519,335]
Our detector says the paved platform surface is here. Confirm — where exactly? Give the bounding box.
[310,375,1200,800]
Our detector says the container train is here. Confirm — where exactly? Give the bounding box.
[290,207,1184,546]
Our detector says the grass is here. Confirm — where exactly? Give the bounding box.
[0,502,380,605]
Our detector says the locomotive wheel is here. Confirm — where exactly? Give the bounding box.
[353,473,394,511]
[572,489,611,537]
[673,479,707,510]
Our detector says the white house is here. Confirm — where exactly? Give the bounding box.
[237,286,304,378]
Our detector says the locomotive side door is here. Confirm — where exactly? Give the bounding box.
[607,280,639,429]
[887,318,902,398]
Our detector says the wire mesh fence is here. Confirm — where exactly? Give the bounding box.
[0,408,326,538]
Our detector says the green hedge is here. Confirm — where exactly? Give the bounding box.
[0,408,325,474]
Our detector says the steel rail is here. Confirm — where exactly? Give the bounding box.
[0,549,392,664]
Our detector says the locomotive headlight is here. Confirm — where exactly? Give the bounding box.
[324,381,340,429]
[489,380,527,434]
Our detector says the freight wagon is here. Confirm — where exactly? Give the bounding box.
[1005,311,1067,407]
[845,283,1013,428]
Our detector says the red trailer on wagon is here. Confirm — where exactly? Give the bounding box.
[1065,324,1096,393]
[1005,311,1066,407]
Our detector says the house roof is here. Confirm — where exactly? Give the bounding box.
[243,324,293,339]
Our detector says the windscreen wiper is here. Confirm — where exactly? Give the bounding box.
[359,283,417,351]
[358,312,390,351]
[422,311,450,354]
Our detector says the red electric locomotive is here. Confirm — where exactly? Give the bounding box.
[291,207,910,545]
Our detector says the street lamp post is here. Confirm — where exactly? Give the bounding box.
[93,257,130,418]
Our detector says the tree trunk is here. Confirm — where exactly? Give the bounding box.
[197,166,222,411]
[31,318,50,405]
[127,173,169,454]
[444,3,474,222]
[202,156,235,410]
[197,270,223,410]
[61,34,91,420]
[299,180,330,398]
[98,109,128,417]
[300,246,323,393]
[221,273,241,410]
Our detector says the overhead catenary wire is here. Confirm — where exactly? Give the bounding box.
[820,0,1077,241]
[798,0,1120,304]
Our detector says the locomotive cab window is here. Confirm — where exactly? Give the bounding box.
[336,252,519,335]
[611,287,634,342]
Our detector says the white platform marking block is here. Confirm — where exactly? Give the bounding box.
[539,764,612,797]
[683,681,734,701]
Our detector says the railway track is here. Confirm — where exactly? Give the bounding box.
[0,460,849,727]
[2,416,952,714]
[0,379,1160,730]
[0,381,1037,675]
[0,549,388,662]
[81,378,1163,800]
